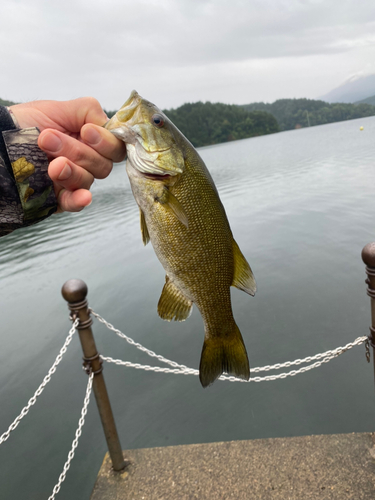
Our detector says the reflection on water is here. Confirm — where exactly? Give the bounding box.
[1,118,375,500]
[0,177,136,278]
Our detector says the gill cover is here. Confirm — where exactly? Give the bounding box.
[105,90,184,176]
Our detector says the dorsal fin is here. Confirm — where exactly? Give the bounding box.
[139,208,150,246]
[232,239,256,296]
[158,276,193,322]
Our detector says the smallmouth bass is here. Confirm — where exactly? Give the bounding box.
[105,91,256,387]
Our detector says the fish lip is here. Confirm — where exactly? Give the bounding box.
[127,162,177,181]
[111,125,171,155]
[141,172,174,181]
[127,142,182,176]
[123,89,139,107]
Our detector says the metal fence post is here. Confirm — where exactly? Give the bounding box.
[61,278,126,471]
[362,243,375,387]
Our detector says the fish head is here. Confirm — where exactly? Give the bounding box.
[105,90,184,178]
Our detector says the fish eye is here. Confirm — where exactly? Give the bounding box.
[152,114,164,128]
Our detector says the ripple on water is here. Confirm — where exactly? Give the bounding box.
[2,118,375,500]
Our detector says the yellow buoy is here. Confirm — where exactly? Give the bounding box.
[360,126,364,131]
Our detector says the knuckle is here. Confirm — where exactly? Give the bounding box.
[70,165,93,191]
[48,156,67,179]
[87,96,100,107]
[69,142,86,163]
[84,96,102,111]
[96,160,113,179]
[71,168,84,190]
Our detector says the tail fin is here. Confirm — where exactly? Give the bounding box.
[199,324,250,388]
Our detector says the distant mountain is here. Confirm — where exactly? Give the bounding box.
[355,94,375,106]
[319,74,375,103]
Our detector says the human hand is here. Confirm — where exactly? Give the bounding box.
[9,98,126,212]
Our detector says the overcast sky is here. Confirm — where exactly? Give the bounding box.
[2,0,375,111]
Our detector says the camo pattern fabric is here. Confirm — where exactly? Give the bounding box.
[0,119,57,237]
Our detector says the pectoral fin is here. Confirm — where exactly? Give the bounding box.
[232,239,256,296]
[158,276,193,321]
[156,187,188,228]
[139,208,150,246]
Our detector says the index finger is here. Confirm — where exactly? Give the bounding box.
[80,123,127,163]
[13,97,110,133]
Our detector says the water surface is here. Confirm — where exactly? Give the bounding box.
[1,117,375,499]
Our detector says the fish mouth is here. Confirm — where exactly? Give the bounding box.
[110,126,174,159]
[116,90,141,122]
[103,90,141,136]
[126,142,182,177]
[122,89,139,107]
[105,90,184,176]
[141,172,174,182]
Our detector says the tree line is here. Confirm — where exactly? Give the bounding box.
[241,98,375,131]
[163,102,279,147]
[106,97,375,146]
[106,101,280,147]
[0,98,16,106]
[4,95,375,147]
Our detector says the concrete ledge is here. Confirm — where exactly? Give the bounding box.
[91,432,375,499]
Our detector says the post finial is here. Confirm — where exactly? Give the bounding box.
[362,243,375,269]
[61,279,88,303]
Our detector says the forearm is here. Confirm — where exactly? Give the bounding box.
[0,106,57,237]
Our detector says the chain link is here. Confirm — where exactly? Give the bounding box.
[252,336,368,373]
[101,337,366,382]
[91,309,367,382]
[47,373,93,500]
[0,318,79,446]
[0,310,370,500]
[90,309,190,370]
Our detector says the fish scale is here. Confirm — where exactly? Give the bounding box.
[105,90,256,387]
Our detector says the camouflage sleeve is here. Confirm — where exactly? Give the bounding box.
[0,106,57,237]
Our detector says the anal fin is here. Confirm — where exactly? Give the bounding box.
[139,208,150,246]
[158,276,193,321]
[232,239,256,296]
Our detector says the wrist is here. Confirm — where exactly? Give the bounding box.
[0,106,17,132]
[7,107,20,128]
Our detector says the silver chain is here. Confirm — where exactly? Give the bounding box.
[0,310,369,500]
[101,336,367,382]
[90,309,190,370]
[91,310,367,382]
[47,373,93,500]
[0,318,79,446]
[251,336,368,373]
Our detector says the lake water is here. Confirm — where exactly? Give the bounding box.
[1,117,375,499]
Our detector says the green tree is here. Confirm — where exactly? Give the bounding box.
[0,98,17,106]
[241,98,375,131]
[163,101,279,147]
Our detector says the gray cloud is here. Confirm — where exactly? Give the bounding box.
[1,0,375,109]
